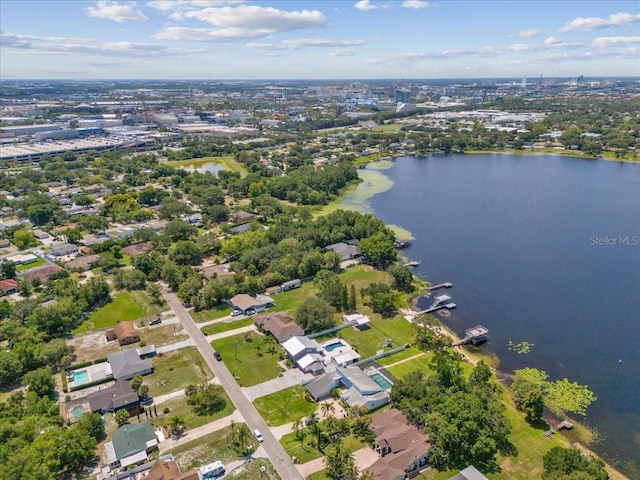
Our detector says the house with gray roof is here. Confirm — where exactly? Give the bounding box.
[305,365,391,411]
[88,379,139,414]
[105,421,158,470]
[282,335,325,373]
[107,348,154,380]
[325,242,359,261]
[448,466,489,480]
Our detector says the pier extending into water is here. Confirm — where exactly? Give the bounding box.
[428,282,452,290]
[415,294,457,315]
[452,325,489,346]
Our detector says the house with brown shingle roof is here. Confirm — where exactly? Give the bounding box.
[105,321,140,346]
[20,264,64,283]
[65,254,100,272]
[0,278,19,295]
[254,312,304,342]
[147,458,200,480]
[363,408,431,480]
[122,242,153,258]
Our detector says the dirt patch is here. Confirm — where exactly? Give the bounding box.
[68,331,121,363]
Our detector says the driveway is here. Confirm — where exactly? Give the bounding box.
[163,291,304,480]
[159,410,244,453]
[242,367,313,402]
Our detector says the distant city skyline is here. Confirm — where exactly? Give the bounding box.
[1,1,639,80]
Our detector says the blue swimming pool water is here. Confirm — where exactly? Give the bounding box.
[73,369,89,385]
[71,405,86,420]
[370,373,393,390]
[325,341,346,352]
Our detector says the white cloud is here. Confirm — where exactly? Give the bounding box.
[559,12,640,33]
[182,5,326,29]
[330,49,356,56]
[590,36,640,48]
[364,46,501,66]
[147,0,238,10]
[0,31,193,57]
[543,36,562,45]
[246,38,365,51]
[355,1,390,11]
[402,0,431,9]
[155,5,326,42]
[515,28,541,38]
[85,1,148,22]
[508,38,580,52]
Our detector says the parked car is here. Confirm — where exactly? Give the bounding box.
[231,309,243,317]
[214,351,222,361]
[149,318,162,325]
[246,308,256,316]
[253,429,264,443]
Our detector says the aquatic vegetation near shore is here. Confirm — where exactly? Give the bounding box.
[507,340,534,354]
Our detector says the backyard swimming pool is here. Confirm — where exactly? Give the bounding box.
[73,369,90,385]
[370,372,393,390]
[324,341,346,352]
[71,405,86,420]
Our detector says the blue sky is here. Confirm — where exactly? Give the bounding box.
[1,1,639,79]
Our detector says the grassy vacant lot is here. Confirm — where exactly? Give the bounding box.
[140,322,189,347]
[253,385,317,426]
[211,331,282,387]
[152,394,235,432]
[268,282,319,315]
[385,352,434,379]
[73,290,163,334]
[74,294,144,333]
[164,424,258,471]
[226,459,279,480]
[16,257,47,271]
[192,306,233,323]
[202,318,254,336]
[281,430,366,464]
[146,347,212,397]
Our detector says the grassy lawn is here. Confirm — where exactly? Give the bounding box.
[192,306,234,323]
[164,424,258,471]
[211,331,283,387]
[268,282,319,315]
[386,352,435,378]
[281,430,366,464]
[152,393,235,432]
[202,318,254,336]
[139,322,189,347]
[253,385,317,427]
[16,257,47,271]
[146,347,212,397]
[73,294,144,333]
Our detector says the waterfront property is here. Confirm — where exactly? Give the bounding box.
[282,335,325,374]
[320,338,361,366]
[364,408,431,480]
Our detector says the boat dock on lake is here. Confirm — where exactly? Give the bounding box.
[415,294,457,315]
[428,282,452,290]
[452,325,489,346]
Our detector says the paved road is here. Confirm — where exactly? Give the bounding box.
[163,291,303,480]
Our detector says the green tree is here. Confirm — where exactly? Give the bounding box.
[0,350,23,386]
[185,384,227,416]
[167,414,186,437]
[114,409,130,426]
[23,367,55,398]
[358,231,397,269]
[235,423,251,453]
[387,264,414,292]
[13,230,38,250]
[130,375,143,393]
[146,283,163,305]
[349,284,357,312]
[296,297,336,334]
[324,442,358,480]
[1,260,16,279]
[170,240,203,265]
[542,447,608,480]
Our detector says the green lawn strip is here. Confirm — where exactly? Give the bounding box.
[334,325,389,359]
[73,294,144,333]
[309,471,331,480]
[386,352,435,379]
[376,345,424,367]
[253,385,317,427]
[147,347,212,397]
[281,430,366,464]
[192,307,234,323]
[164,424,258,471]
[16,257,47,271]
[268,282,320,315]
[202,318,254,336]
[369,316,416,346]
[151,393,235,432]
[211,331,282,387]
[128,289,164,320]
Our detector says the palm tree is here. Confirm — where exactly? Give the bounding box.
[167,414,185,437]
[236,423,251,453]
[306,412,318,426]
[324,443,358,480]
[312,422,323,452]
[321,401,335,419]
[292,418,302,437]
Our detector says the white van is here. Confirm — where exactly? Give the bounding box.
[199,461,225,478]
[253,429,264,443]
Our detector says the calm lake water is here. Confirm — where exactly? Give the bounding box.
[179,161,225,175]
[365,154,640,476]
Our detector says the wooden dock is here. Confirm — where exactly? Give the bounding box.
[403,260,420,267]
[428,282,452,291]
[452,325,489,346]
[543,420,574,438]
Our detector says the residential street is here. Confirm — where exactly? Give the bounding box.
[163,291,304,480]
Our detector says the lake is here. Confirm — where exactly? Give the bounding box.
[361,153,640,476]
[178,161,225,175]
